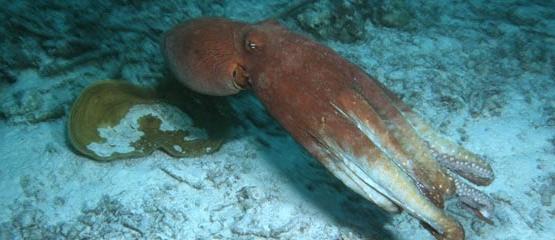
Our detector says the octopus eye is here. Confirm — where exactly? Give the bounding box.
[247,41,257,50]
[244,30,265,54]
[245,39,261,53]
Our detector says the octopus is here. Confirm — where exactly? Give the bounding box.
[162,18,495,240]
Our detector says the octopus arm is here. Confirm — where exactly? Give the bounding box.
[306,131,401,213]
[373,78,494,186]
[350,73,495,223]
[326,89,465,239]
[332,88,450,207]
[367,78,496,220]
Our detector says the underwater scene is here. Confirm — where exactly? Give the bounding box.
[0,0,554,239]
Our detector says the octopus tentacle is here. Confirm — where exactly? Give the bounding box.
[430,141,494,186]
[327,93,464,240]
[320,135,464,240]
[351,79,456,201]
[371,78,495,221]
[453,177,495,222]
[305,131,401,213]
[332,90,449,207]
[374,79,495,186]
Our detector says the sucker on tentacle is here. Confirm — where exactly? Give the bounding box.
[431,144,494,186]
[318,134,453,237]
[376,80,495,187]
[373,78,495,187]
[373,79,496,225]
[352,77,460,203]
[453,177,495,223]
[333,89,456,207]
[327,98,466,239]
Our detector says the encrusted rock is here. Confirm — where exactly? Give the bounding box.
[292,0,369,43]
[68,80,223,161]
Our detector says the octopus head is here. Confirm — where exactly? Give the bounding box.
[162,18,251,96]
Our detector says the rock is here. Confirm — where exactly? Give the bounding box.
[231,200,298,238]
[508,6,542,26]
[375,0,411,28]
[292,0,369,43]
[67,80,223,161]
[14,210,40,228]
[539,174,555,207]
[236,186,266,211]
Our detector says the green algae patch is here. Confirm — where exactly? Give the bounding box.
[68,80,224,161]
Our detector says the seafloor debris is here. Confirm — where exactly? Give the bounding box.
[285,0,411,43]
[539,173,555,207]
[290,0,369,43]
[68,80,224,161]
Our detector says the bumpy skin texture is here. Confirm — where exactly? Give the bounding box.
[163,18,495,240]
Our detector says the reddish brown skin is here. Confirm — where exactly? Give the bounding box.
[163,17,495,240]
[165,18,393,163]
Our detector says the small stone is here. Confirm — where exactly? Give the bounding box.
[539,178,555,207]
[470,219,485,235]
[292,0,369,43]
[57,222,72,237]
[508,6,541,26]
[14,209,40,228]
[375,0,411,28]
[53,196,66,206]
